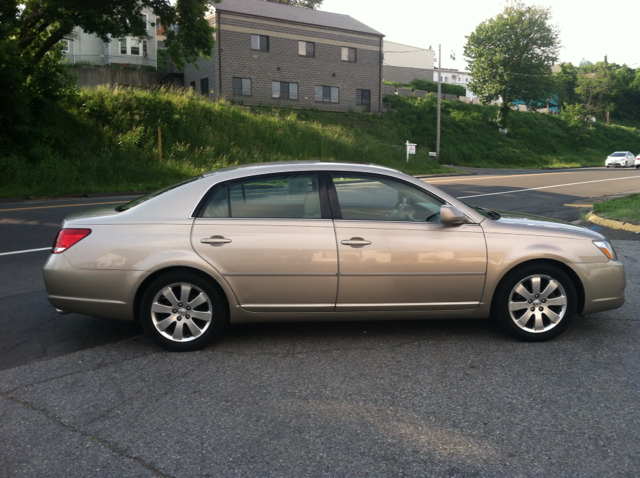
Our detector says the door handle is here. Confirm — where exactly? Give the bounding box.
[341,238,372,246]
[201,236,232,244]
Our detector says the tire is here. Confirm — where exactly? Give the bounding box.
[140,271,226,351]
[494,264,577,342]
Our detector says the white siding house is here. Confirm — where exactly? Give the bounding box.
[62,6,158,69]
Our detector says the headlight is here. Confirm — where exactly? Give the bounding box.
[593,240,617,261]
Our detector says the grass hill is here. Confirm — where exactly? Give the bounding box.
[1,87,639,198]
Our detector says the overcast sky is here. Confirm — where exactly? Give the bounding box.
[320,0,639,71]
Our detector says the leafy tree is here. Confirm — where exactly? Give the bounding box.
[464,1,560,128]
[553,63,579,110]
[266,0,323,8]
[1,0,220,143]
[575,60,620,124]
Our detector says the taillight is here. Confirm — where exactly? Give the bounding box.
[52,229,92,254]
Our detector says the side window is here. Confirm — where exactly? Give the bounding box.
[298,41,315,57]
[233,77,252,96]
[202,174,321,219]
[331,174,443,222]
[341,47,356,62]
[251,34,269,51]
[202,185,229,218]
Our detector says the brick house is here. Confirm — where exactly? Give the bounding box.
[184,0,384,113]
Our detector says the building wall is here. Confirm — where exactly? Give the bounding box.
[383,65,434,84]
[383,41,434,70]
[185,11,382,113]
[184,16,220,97]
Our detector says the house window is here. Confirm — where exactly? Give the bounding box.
[251,34,269,51]
[356,89,371,112]
[341,47,356,62]
[131,39,140,56]
[141,13,148,31]
[201,78,209,96]
[61,40,70,53]
[143,40,148,57]
[298,41,314,57]
[315,86,339,103]
[120,39,127,54]
[272,81,298,100]
[233,77,252,96]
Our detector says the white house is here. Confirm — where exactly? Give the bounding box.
[433,68,475,99]
[382,40,435,84]
[61,6,158,69]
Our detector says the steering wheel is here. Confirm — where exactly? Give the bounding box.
[425,212,441,223]
[388,197,407,221]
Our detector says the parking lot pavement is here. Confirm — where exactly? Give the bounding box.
[0,240,637,477]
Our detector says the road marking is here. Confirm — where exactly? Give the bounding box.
[0,200,125,213]
[427,170,586,183]
[0,247,50,256]
[457,176,640,199]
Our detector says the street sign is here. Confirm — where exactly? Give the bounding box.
[406,141,417,163]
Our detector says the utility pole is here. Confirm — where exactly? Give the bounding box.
[436,44,441,159]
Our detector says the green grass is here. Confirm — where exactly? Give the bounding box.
[593,194,640,224]
[1,87,640,198]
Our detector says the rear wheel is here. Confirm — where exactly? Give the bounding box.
[140,272,226,351]
[494,264,577,342]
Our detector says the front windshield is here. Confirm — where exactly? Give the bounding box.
[610,152,625,157]
[115,175,204,211]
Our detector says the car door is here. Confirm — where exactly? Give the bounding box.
[191,173,338,312]
[329,173,487,312]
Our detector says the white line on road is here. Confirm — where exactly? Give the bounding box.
[0,247,50,257]
[457,175,640,199]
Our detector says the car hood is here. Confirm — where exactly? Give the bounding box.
[606,156,627,161]
[487,209,605,240]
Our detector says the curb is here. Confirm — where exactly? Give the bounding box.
[587,213,640,233]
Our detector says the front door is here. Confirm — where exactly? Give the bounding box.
[329,173,487,312]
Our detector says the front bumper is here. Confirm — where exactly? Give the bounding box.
[569,260,626,315]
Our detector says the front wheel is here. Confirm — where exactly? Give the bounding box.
[140,272,226,351]
[494,264,577,342]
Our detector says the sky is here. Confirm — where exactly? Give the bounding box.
[320,0,640,72]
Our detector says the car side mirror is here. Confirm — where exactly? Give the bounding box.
[440,205,466,226]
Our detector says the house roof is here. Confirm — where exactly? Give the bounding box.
[213,0,383,37]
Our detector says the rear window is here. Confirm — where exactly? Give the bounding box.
[116,176,204,211]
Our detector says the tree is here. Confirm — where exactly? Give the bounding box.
[9,0,219,71]
[1,0,220,140]
[265,0,323,8]
[575,60,620,124]
[463,1,560,128]
[553,62,579,110]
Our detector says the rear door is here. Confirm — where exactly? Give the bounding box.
[191,173,338,312]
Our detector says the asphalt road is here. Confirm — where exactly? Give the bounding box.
[1,167,639,477]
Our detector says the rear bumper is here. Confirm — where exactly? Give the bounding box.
[43,253,140,321]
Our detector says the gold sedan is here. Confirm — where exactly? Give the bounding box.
[44,162,626,351]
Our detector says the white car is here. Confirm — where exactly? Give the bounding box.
[605,151,635,167]
[635,154,640,169]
